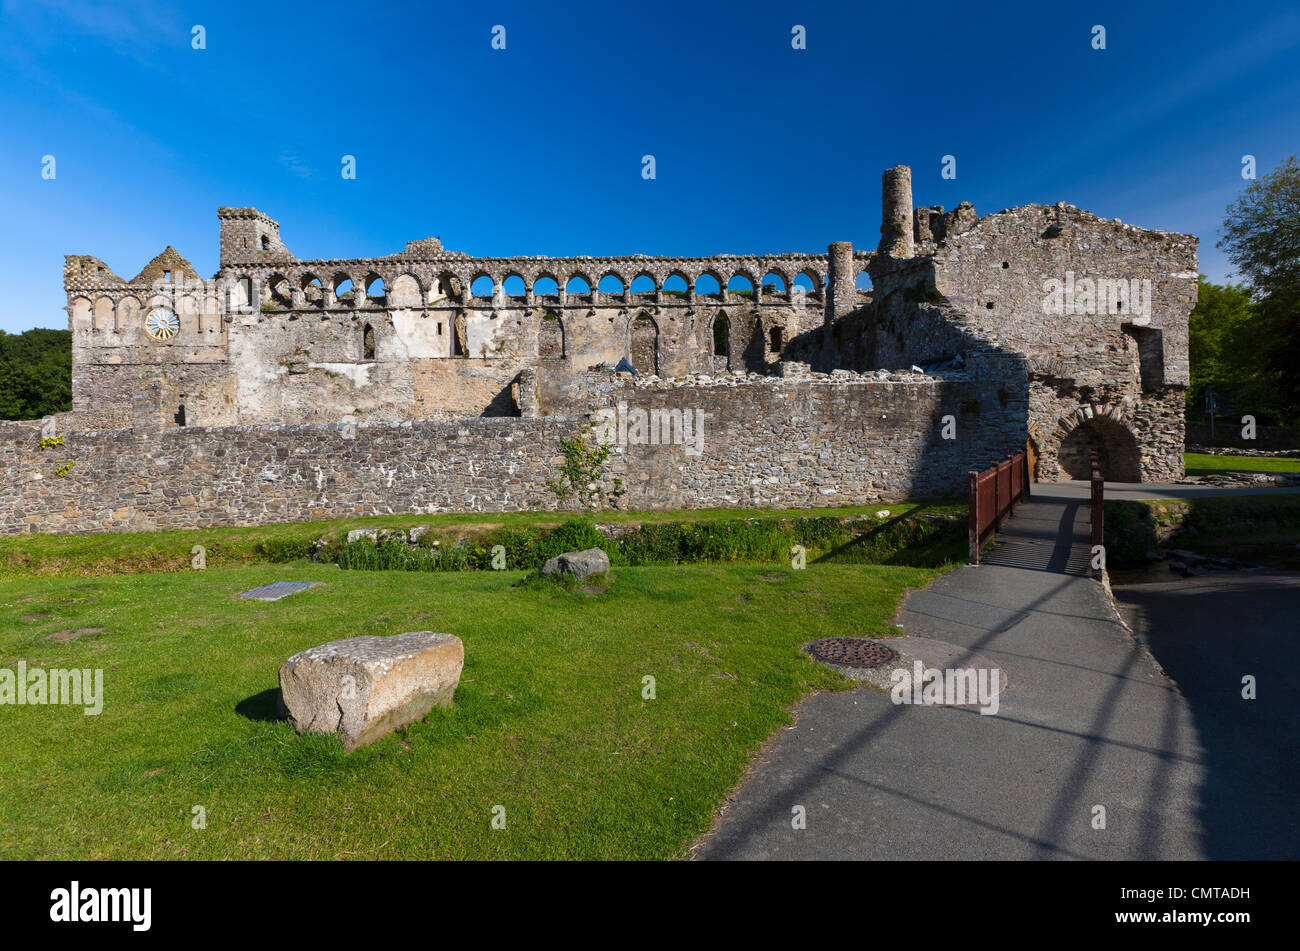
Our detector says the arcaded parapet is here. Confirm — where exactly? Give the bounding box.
[64,203,873,429]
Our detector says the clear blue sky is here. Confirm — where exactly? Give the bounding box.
[1,0,1297,332]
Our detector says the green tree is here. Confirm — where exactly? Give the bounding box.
[0,328,72,420]
[1217,155,1300,423]
[1186,277,1279,420]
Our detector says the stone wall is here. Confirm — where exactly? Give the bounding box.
[1,364,1026,535]
[49,164,1197,524]
[869,200,1197,483]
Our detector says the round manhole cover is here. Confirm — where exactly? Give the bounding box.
[807,637,898,669]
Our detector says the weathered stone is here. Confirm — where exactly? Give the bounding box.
[346,528,379,544]
[541,548,610,580]
[278,631,463,752]
[0,164,1196,535]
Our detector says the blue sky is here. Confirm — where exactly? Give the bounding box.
[0,0,1297,332]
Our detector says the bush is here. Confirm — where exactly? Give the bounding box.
[532,519,612,565]
[255,536,318,563]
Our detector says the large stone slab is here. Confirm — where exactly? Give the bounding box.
[278,631,463,752]
[541,548,610,580]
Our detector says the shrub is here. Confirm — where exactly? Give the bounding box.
[256,536,317,563]
[533,519,612,564]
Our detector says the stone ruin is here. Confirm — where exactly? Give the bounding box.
[0,165,1197,534]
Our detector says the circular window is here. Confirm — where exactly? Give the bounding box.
[145,307,179,339]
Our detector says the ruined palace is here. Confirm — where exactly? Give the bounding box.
[0,165,1196,534]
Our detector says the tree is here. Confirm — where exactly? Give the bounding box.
[1186,277,1279,420]
[0,328,72,420]
[1217,155,1300,423]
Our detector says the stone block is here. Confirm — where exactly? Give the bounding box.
[278,631,463,752]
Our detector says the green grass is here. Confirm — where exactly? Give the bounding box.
[1184,452,1300,474]
[0,560,941,859]
[0,501,963,579]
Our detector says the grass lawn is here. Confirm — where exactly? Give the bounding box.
[0,559,941,859]
[1184,452,1300,475]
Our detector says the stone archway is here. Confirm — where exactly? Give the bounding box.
[1056,407,1141,482]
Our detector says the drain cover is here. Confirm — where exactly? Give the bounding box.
[236,581,323,601]
[807,637,898,669]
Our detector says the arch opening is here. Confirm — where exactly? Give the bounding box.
[727,275,754,297]
[631,314,659,375]
[1058,416,1141,482]
[539,312,564,358]
[663,274,688,297]
[630,274,656,295]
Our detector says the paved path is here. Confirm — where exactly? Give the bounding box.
[698,489,1211,860]
[1112,572,1300,860]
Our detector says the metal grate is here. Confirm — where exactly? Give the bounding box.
[236,581,324,601]
[806,637,899,669]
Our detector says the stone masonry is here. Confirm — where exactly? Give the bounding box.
[3,165,1196,534]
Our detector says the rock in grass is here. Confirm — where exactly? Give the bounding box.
[278,632,463,752]
[541,548,610,581]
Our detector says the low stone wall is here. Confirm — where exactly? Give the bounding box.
[1,368,1026,535]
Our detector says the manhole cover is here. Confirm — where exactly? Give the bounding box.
[806,637,898,669]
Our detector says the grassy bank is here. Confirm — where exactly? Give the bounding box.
[0,560,939,859]
[0,502,966,579]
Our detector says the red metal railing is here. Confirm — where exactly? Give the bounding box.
[1090,449,1104,572]
[967,450,1032,564]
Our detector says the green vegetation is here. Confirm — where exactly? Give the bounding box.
[1105,495,1300,569]
[545,426,625,508]
[0,502,963,580]
[1184,452,1300,474]
[0,328,71,420]
[326,510,965,574]
[1192,155,1300,426]
[0,560,941,859]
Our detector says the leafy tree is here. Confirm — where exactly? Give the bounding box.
[0,328,72,420]
[1186,277,1279,420]
[1217,155,1300,424]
